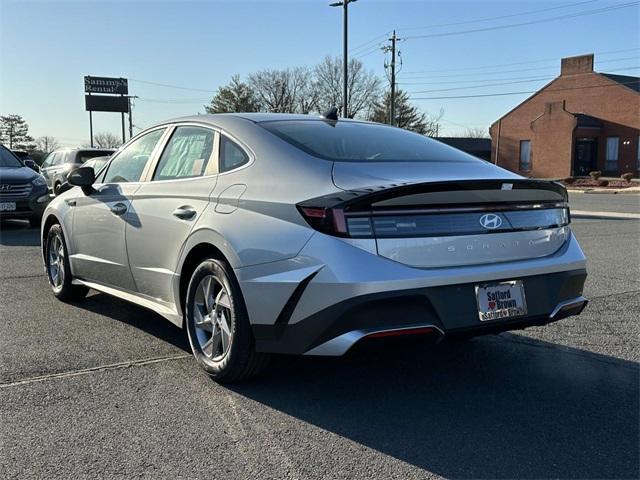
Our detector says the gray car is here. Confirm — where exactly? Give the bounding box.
[41,148,115,195]
[41,113,588,382]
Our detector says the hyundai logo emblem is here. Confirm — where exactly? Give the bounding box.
[479,213,503,230]
[0,184,12,191]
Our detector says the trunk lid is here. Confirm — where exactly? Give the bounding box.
[315,167,570,268]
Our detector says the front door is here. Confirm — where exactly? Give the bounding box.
[70,183,140,290]
[69,127,167,291]
[574,138,597,176]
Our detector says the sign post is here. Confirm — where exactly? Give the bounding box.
[84,76,130,146]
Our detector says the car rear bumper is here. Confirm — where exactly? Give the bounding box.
[239,229,588,356]
[251,268,587,355]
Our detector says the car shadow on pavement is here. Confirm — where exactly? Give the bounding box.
[0,220,41,246]
[232,334,639,479]
[78,292,190,352]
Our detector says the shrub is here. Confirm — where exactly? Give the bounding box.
[589,171,602,180]
[597,179,609,187]
[563,177,576,185]
[621,172,634,183]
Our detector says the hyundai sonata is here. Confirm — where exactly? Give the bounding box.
[41,113,587,382]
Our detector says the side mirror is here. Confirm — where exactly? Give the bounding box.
[68,166,96,195]
[24,159,40,172]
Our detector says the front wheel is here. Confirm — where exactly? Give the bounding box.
[45,224,89,301]
[185,258,269,383]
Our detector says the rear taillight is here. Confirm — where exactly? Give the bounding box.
[297,206,348,236]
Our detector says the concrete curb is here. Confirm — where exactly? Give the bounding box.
[567,188,640,195]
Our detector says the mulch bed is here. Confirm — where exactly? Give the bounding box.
[562,178,636,189]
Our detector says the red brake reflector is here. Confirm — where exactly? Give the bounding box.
[300,207,326,218]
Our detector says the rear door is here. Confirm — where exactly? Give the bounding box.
[125,124,218,304]
[70,128,167,290]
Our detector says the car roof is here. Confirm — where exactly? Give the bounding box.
[157,112,368,129]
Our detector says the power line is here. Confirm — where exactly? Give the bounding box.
[399,56,639,80]
[401,48,639,75]
[402,2,639,40]
[408,77,555,94]
[129,78,217,93]
[350,32,390,54]
[399,0,599,31]
[409,77,639,100]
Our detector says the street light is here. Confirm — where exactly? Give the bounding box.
[330,0,357,118]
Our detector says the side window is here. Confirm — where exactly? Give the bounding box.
[605,137,619,171]
[51,153,63,166]
[42,152,55,168]
[153,126,215,181]
[103,129,165,183]
[220,135,249,173]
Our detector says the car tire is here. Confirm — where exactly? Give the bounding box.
[185,258,270,383]
[53,182,62,196]
[45,224,89,301]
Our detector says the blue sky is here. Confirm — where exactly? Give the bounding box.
[1,0,638,146]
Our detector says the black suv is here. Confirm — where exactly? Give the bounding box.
[0,144,50,226]
[41,148,115,195]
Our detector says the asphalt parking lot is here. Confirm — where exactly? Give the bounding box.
[1,194,638,479]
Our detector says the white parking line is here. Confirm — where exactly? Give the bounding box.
[0,353,190,389]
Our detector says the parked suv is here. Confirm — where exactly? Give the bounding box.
[41,114,588,382]
[41,148,115,195]
[0,144,50,226]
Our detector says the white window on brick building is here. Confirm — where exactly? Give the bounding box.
[519,140,531,171]
[605,137,619,171]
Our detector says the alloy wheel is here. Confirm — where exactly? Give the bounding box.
[47,232,65,289]
[192,274,233,361]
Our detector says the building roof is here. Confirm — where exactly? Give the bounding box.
[574,113,604,128]
[599,73,640,93]
[436,137,491,152]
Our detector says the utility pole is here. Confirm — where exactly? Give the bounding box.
[330,0,357,118]
[389,31,397,126]
[127,96,138,140]
[382,31,400,126]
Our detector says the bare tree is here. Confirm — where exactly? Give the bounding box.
[314,56,381,118]
[93,132,122,148]
[248,67,316,113]
[462,127,489,138]
[35,136,60,155]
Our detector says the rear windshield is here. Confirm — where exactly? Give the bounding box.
[77,151,113,164]
[260,120,477,163]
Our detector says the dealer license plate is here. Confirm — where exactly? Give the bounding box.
[0,202,16,212]
[475,280,527,322]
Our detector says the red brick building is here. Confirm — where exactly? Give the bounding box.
[490,54,639,178]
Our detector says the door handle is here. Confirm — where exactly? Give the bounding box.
[172,206,197,220]
[110,202,127,216]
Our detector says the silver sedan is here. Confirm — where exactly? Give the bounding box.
[41,113,588,382]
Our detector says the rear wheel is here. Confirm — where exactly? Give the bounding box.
[185,258,269,383]
[53,182,62,196]
[45,224,88,301]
